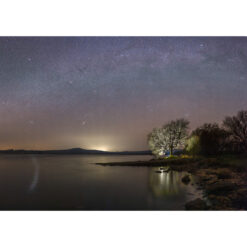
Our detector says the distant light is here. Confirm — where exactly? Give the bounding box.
[94,146,109,152]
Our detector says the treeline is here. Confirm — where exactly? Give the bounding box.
[148,110,247,157]
[0,148,152,155]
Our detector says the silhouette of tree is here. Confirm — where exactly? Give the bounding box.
[187,123,227,155]
[223,110,247,153]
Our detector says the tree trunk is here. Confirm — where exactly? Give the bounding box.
[170,147,173,156]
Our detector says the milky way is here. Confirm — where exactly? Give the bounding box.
[0,37,247,151]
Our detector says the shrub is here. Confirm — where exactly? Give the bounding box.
[186,123,227,156]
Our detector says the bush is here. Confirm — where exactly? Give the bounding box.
[186,123,227,156]
[186,135,201,156]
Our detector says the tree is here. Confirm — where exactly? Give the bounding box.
[187,123,227,155]
[223,110,247,153]
[185,135,201,156]
[148,119,189,157]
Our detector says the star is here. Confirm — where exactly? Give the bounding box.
[0,37,246,151]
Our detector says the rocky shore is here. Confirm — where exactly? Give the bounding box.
[96,156,247,210]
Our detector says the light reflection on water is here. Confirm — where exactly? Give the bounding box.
[149,169,199,197]
[0,155,203,210]
[148,168,203,209]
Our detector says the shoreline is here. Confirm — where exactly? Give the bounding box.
[96,156,247,210]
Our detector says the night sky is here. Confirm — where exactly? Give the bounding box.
[0,37,247,151]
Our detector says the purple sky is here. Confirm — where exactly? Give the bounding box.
[0,37,247,151]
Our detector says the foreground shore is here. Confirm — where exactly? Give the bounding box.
[97,155,247,210]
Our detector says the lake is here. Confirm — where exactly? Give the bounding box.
[0,154,203,210]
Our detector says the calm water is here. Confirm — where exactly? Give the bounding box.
[0,155,203,210]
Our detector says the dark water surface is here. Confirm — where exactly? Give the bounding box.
[0,155,203,210]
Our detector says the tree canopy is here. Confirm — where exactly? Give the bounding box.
[186,123,228,155]
[223,110,247,153]
[148,118,189,157]
[148,110,247,157]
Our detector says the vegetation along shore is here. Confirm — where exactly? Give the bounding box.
[97,110,247,210]
[96,155,247,210]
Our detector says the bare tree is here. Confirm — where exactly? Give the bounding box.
[148,119,189,157]
[223,110,247,153]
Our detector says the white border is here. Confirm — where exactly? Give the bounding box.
[0,212,246,247]
[0,0,247,36]
[0,0,247,246]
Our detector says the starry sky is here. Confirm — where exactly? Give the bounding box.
[0,37,247,151]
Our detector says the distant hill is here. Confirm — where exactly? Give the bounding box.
[0,148,152,155]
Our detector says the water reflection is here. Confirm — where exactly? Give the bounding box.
[28,156,40,193]
[149,170,179,197]
[149,168,199,199]
[0,155,203,210]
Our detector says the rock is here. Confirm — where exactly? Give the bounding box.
[196,170,218,184]
[208,195,232,208]
[204,168,232,179]
[182,175,191,184]
[185,198,208,210]
[205,181,237,195]
[202,177,212,182]
[216,169,232,179]
[228,188,247,209]
[155,170,162,173]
